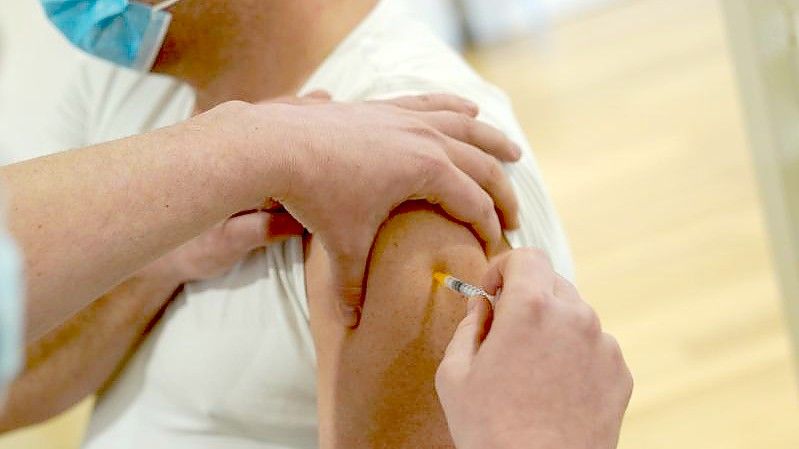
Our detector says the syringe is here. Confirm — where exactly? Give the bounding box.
[433,272,495,303]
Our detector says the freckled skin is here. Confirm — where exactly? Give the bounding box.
[306,201,510,449]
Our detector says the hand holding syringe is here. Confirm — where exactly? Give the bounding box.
[433,250,632,449]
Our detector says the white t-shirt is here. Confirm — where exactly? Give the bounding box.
[33,2,573,448]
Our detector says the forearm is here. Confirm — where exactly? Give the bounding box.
[0,269,179,432]
[0,103,287,340]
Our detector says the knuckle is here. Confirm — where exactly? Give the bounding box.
[479,191,495,218]
[607,334,623,355]
[522,290,553,317]
[604,333,634,397]
[408,121,439,140]
[604,334,627,365]
[481,159,504,196]
[577,306,602,336]
[419,151,449,177]
[486,157,505,183]
[456,113,476,142]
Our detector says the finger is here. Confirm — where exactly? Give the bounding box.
[326,235,374,328]
[420,111,521,162]
[444,139,519,229]
[440,297,493,374]
[376,93,479,117]
[481,248,556,302]
[422,162,503,255]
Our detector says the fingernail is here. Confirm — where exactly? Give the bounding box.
[339,303,362,328]
[465,100,479,115]
[467,298,480,314]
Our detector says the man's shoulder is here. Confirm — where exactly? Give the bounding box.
[311,12,517,131]
[358,38,523,146]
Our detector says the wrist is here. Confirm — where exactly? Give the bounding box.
[189,101,298,210]
[136,252,187,287]
[240,102,303,204]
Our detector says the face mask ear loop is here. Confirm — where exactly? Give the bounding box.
[153,0,181,12]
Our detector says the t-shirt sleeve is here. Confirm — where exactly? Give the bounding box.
[357,76,576,280]
[26,59,109,159]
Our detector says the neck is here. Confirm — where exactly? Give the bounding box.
[157,1,378,112]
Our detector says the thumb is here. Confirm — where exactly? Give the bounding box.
[441,298,493,371]
[327,240,372,328]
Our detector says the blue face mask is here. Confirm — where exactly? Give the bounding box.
[0,202,23,404]
[40,0,181,71]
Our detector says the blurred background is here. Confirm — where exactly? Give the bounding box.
[1,0,799,447]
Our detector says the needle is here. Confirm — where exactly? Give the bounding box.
[433,271,495,303]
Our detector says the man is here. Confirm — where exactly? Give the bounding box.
[2,0,577,447]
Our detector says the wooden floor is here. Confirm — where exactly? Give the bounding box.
[1,0,798,447]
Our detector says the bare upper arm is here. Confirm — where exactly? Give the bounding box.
[306,201,509,448]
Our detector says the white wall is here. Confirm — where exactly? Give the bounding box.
[538,0,619,19]
[0,0,83,164]
[397,0,618,47]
